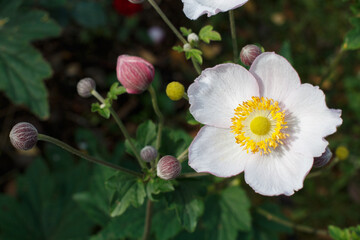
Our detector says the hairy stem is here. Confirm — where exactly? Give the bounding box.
[177,148,189,162]
[91,90,146,169]
[229,10,238,63]
[256,208,328,237]
[37,134,142,177]
[142,199,153,240]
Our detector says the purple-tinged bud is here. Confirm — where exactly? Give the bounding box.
[77,78,96,98]
[9,122,38,150]
[128,0,144,3]
[240,44,262,66]
[157,155,182,180]
[140,146,157,162]
[116,55,155,94]
[313,147,333,168]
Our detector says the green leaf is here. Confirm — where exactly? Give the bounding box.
[180,27,192,37]
[344,17,360,50]
[160,127,192,157]
[0,0,61,119]
[106,172,146,217]
[184,48,203,64]
[173,45,184,52]
[73,1,106,28]
[91,102,111,119]
[125,120,157,156]
[199,25,221,44]
[165,181,204,232]
[329,225,360,240]
[107,82,126,101]
[146,178,175,201]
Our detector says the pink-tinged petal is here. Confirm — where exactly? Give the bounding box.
[283,83,342,157]
[244,147,313,196]
[189,126,250,177]
[188,63,259,128]
[249,52,301,101]
[182,0,248,20]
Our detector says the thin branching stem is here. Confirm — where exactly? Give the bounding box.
[229,10,239,63]
[142,199,153,240]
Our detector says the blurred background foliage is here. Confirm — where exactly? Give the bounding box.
[0,0,360,239]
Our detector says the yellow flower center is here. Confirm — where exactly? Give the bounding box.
[231,97,288,155]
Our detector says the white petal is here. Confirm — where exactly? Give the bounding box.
[249,52,301,101]
[188,63,259,128]
[189,126,249,177]
[182,0,248,20]
[283,83,342,157]
[244,147,313,196]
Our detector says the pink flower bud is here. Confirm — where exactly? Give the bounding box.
[140,146,157,162]
[240,44,262,66]
[9,122,38,150]
[116,55,155,94]
[313,147,332,168]
[157,155,182,180]
[77,78,96,98]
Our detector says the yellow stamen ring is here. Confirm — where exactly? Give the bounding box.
[231,97,288,155]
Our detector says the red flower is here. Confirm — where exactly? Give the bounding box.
[113,0,142,16]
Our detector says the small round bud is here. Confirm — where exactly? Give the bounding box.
[128,0,144,3]
[240,44,262,66]
[9,122,38,150]
[148,26,165,44]
[157,155,182,180]
[187,33,199,44]
[116,55,155,94]
[313,147,332,168]
[140,146,157,162]
[183,43,192,51]
[335,146,349,161]
[77,78,96,98]
[166,81,185,101]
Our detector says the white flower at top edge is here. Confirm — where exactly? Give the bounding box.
[181,0,248,20]
[187,52,342,196]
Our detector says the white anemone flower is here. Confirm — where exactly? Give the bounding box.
[182,0,248,20]
[188,52,342,196]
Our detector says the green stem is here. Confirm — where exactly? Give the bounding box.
[191,57,202,75]
[177,148,189,162]
[148,85,164,166]
[320,46,345,86]
[37,134,142,177]
[182,92,189,101]
[142,199,153,240]
[147,0,187,44]
[229,10,238,63]
[91,90,146,169]
[179,172,209,178]
[256,208,328,237]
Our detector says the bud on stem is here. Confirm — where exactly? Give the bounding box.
[9,122,38,150]
[157,155,181,180]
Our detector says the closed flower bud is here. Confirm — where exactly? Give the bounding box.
[116,55,155,94]
[313,147,332,168]
[335,146,349,161]
[157,155,182,180]
[140,146,157,162]
[166,81,185,101]
[9,122,38,150]
[187,33,199,44]
[77,78,96,97]
[183,43,192,51]
[128,0,144,3]
[240,44,262,66]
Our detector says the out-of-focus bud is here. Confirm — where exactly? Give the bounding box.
[148,26,165,44]
[9,122,38,150]
[240,44,262,66]
[183,43,192,51]
[166,81,185,101]
[140,146,157,162]
[77,78,96,97]
[157,155,182,180]
[128,0,144,3]
[335,146,349,161]
[187,33,199,44]
[116,55,155,94]
[313,147,332,168]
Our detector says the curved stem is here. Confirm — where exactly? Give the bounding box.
[148,85,164,166]
[91,90,146,169]
[191,57,202,75]
[147,0,187,44]
[177,148,188,162]
[256,208,328,237]
[37,134,142,177]
[229,10,238,63]
[142,199,153,240]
